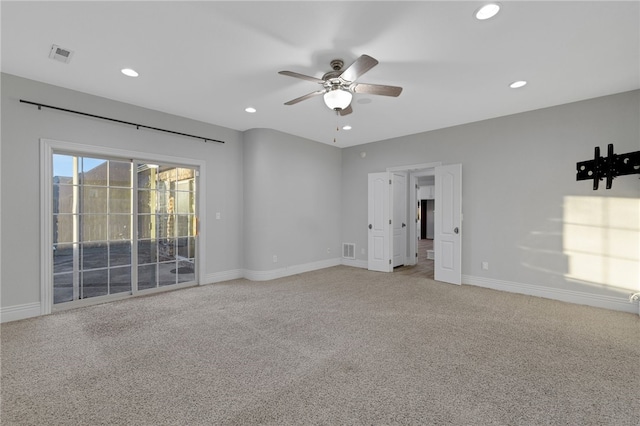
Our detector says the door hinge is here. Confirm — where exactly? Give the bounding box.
[416,252,418,258]
[389,259,392,264]
[389,219,392,225]
[389,179,392,184]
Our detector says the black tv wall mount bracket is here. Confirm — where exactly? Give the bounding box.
[576,144,640,190]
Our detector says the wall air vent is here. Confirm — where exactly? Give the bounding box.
[49,44,74,64]
[342,243,355,260]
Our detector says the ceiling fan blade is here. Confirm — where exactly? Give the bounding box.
[284,89,326,105]
[278,70,325,84]
[338,105,353,116]
[339,54,379,82]
[352,83,403,97]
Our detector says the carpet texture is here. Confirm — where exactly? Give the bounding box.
[2,266,639,425]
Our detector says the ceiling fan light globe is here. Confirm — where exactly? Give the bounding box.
[323,89,352,110]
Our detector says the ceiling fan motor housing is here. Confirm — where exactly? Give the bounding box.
[330,59,344,71]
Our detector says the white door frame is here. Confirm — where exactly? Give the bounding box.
[40,138,206,315]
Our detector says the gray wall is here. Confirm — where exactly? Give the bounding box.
[1,71,638,313]
[243,128,342,272]
[342,90,639,299]
[1,73,244,308]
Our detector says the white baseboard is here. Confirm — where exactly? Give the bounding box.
[0,302,41,323]
[203,269,244,285]
[244,258,341,281]
[341,258,368,269]
[204,259,366,285]
[463,274,639,314]
[5,269,635,323]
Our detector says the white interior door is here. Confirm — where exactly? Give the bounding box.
[434,164,462,284]
[368,172,392,272]
[392,172,407,267]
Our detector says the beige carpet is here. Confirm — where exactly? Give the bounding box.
[2,266,639,425]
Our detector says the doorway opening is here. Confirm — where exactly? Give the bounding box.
[368,161,461,285]
[397,170,435,278]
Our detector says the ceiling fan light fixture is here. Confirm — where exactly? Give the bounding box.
[475,3,501,20]
[323,88,352,111]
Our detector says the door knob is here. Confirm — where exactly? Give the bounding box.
[368,224,372,229]
[402,223,406,228]
[454,227,459,234]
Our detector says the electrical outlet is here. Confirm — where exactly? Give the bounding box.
[273,255,278,263]
[361,248,365,255]
[482,261,489,270]
[327,248,331,254]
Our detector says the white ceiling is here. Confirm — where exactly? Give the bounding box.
[2,1,638,148]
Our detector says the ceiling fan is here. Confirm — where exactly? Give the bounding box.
[278,54,402,116]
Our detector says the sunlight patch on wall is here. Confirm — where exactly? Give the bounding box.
[563,196,639,292]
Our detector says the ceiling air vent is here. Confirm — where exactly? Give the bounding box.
[49,44,74,64]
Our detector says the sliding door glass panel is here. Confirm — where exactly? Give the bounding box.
[52,154,133,304]
[109,188,131,213]
[138,264,157,291]
[109,241,131,267]
[136,163,197,290]
[109,161,132,188]
[82,269,108,299]
[82,242,108,269]
[110,266,131,294]
[54,273,73,304]
[109,215,131,241]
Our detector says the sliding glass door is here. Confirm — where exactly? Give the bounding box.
[53,154,133,303]
[137,164,197,290]
[52,153,198,307]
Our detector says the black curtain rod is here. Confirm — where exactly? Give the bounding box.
[20,99,225,144]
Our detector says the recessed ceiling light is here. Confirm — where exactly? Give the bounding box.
[121,68,139,77]
[342,125,352,130]
[475,3,501,20]
[245,107,257,113]
[509,80,527,89]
